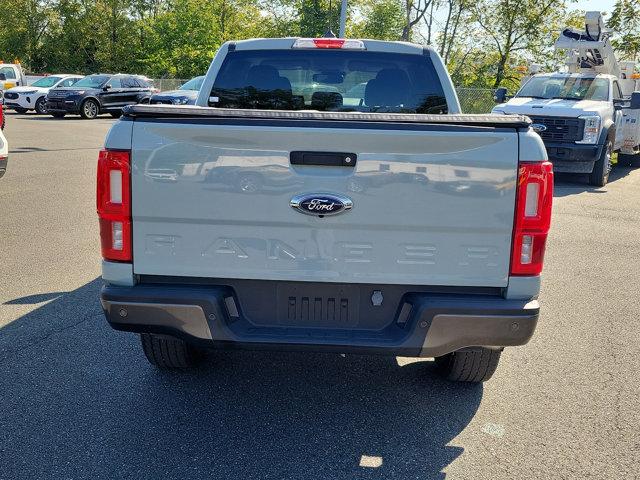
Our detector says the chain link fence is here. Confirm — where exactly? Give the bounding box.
[151,78,187,91]
[455,87,498,114]
[151,82,499,114]
[23,76,499,113]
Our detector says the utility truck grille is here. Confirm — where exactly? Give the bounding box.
[528,116,584,142]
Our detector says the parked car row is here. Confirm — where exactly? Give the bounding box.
[2,73,205,119]
[3,74,83,114]
[46,74,158,119]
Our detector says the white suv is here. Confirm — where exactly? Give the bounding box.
[3,75,83,114]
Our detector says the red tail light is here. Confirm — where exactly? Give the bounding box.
[510,161,553,276]
[97,149,132,261]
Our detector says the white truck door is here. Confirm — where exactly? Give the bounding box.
[613,80,626,150]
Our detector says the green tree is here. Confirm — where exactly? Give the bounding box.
[350,0,404,40]
[608,0,640,60]
[473,0,571,87]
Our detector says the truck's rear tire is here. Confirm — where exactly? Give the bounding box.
[140,333,204,369]
[435,348,502,383]
[588,140,612,187]
[617,153,640,168]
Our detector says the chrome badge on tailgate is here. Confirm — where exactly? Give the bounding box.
[290,193,353,217]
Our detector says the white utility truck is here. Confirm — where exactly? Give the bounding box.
[493,11,640,186]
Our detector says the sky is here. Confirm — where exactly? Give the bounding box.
[575,0,616,13]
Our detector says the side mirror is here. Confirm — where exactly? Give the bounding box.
[103,84,112,91]
[613,98,626,111]
[0,73,6,81]
[494,87,508,104]
[630,91,640,109]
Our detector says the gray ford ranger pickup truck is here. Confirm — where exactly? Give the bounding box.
[98,38,554,382]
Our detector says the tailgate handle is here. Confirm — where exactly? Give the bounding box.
[290,151,357,167]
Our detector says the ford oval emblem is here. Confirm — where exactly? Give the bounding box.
[290,193,353,217]
[531,123,547,133]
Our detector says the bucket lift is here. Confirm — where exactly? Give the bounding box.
[554,11,621,78]
[520,13,636,89]
[554,12,640,155]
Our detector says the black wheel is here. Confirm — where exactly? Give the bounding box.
[617,153,640,168]
[589,139,612,187]
[14,107,27,114]
[140,333,204,369]
[80,98,99,119]
[35,97,47,114]
[51,112,65,118]
[110,111,122,118]
[435,348,502,383]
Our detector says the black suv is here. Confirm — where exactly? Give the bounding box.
[46,74,155,119]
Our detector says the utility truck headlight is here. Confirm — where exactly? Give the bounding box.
[576,115,601,144]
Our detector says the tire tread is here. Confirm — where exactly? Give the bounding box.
[436,348,502,383]
[140,333,202,369]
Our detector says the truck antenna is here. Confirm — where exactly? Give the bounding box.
[323,0,337,38]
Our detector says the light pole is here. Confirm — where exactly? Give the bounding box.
[339,0,347,37]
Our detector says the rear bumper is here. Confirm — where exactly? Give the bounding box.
[101,282,540,357]
[543,141,603,173]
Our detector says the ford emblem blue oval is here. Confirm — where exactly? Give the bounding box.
[531,123,547,133]
[290,193,353,217]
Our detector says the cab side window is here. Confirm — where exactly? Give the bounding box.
[107,77,122,89]
[121,77,137,88]
[0,67,16,79]
[612,81,623,101]
[61,78,79,87]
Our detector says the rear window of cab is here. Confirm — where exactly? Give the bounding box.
[210,49,448,114]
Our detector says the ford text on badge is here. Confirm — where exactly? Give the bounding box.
[290,193,353,217]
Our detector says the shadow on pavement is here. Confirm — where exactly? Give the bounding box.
[0,278,482,480]
[3,291,67,304]
[553,165,633,197]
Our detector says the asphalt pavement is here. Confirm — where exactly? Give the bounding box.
[0,111,638,479]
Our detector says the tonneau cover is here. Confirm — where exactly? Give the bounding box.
[123,104,531,128]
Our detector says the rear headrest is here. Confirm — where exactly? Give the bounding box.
[245,65,292,94]
[365,69,411,108]
[311,91,343,110]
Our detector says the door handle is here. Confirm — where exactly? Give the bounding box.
[290,151,357,167]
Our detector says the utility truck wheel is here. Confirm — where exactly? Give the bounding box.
[617,153,640,168]
[589,140,612,187]
[35,97,47,114]
[80,99,99,119]
[140,333,204,369]
[435,348,502,383]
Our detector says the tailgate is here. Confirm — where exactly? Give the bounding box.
[130,118,518,287]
